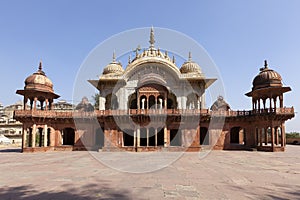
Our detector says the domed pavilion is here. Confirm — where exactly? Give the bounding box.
[14,28,294,153]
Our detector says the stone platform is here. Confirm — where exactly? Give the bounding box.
[0,145,299,199]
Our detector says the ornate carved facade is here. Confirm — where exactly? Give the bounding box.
[14,28,294,152]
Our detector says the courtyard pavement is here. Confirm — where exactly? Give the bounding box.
[0,145,299,200]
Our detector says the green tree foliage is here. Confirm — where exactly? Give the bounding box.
[286,132,300,138]
[92,93,100,110]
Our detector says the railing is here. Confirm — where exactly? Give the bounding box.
[14,107,294,119]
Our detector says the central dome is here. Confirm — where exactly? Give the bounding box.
[252,60,282,90]
[24,62,54,93]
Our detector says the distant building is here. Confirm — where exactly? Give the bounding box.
[14,28,294,152]
[0,101,23,144]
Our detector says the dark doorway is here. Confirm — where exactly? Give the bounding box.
[140,128,147,146]
[123,129,134,146]
[200,127,209,145]
[170,129,181,146]
[230,127,241,144]
[63,128,75,145]
[157,127,164,146]
[148,127,155,146]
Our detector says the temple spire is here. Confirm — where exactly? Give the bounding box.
[112,51,116,62]
[149,26,155,48]
[188,52,192,61]
[38,60,43,71]
[264,60,268,69]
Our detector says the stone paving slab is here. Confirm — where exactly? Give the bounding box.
[0,146,299,199]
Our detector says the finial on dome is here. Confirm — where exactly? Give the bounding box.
[128,54,131,64]
[264,60,268,69]
[172,55,176,64]
[38,60,42,71]
[165,51,168,58]
[112,51,116,62]
[149,26,155,48]
[188,52,192,61]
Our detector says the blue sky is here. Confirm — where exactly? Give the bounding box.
[0,0,299,131]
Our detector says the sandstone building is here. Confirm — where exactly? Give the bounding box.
[14,28,294,152]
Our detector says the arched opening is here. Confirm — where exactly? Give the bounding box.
[200,127,209,145]
[95,127,104,148]
[37,127,43,147]
[47,128,51,146]
[167,93,177,109]
[157,95,164,109]
[128,93,137,109]
[149,95,156,109]
[27,128,32,147]
[230,127,244,144]
[140,128,147,146]
[170,129,181,146]
[157,127,164,146]
[123,129,134,146]
[148,127,156,146]
[186,93,198,109]
[62,128,75,145]
[105,93,119,110]
[140,95,147,109]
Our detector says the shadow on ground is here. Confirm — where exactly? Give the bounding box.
[0,148,21,153]
[0,184,131,200]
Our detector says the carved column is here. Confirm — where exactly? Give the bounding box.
[146,128,149,147]
[33,97,37,111]
[259,128,262,147]
[155,128,157,147]
[43,124,48,147]
[271,126,274,148]
[32,124,36,147]
[279,95,283,108]
[264,128,268,145]
[22,127,27,149]
[275,127,279,145]
[137,128,140,147]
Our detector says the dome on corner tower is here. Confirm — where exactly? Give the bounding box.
[180,52,202,74]
[252,60,282,90]
[102,52,124,75]
[24,61,54,93]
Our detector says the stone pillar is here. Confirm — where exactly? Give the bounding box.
[137,128,140,147]
[269,98,272,111]
[273,97,277,110]
[45,99,49,111]
[133,130,136,147]
[164,98,167,110]
[32,124,36,147]
[33,97,37,111]
[49,128,55,146]
[281,124,286,147]
[264,128,268,145]
[23,97,28,110]
[155,129,157,147]
[43,124,48,147]
[99,96,106,110]
[279,95,283,108]
[271,127,274,148]
[164,127,168,147]
[146,128,149,147]
[275,127,279,145]
[22,127,27,149]
[141,99,145,109]
[159,98,163,109]
[259,128,262,147]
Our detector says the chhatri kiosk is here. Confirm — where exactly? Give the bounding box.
[14,28,294,152]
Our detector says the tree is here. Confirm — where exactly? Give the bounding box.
[286,132,300,138]
[92,93,100,110]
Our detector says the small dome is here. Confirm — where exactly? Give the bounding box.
[102,52,124,75]
[180,52,202,74]
[252,60,282,90]
[210,96,230,111]
[24,62,54,93]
